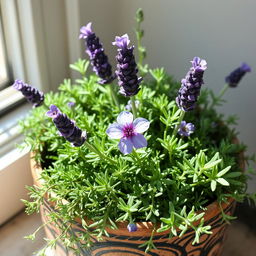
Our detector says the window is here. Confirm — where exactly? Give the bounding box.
[0,15,11,90]
[0,9,25,117]
[0,0,81,225]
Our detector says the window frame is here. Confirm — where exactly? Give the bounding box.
[0,13,12,91]
[0,0,82,226]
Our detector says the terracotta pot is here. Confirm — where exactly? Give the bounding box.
[31,156,236,256]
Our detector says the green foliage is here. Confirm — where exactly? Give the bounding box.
[20,59,250,253]
[19,9,254,255]
[70,59,89,76]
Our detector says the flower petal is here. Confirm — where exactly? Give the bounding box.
[179,121,186,128]
[186,123,195,132]
[112,34,130,48]
[106,123,123,139]
[46,105,60,118]
[79,22,93,39]
[131,134,147,149]
[133,118,150,133]
[118,137,133,155]
[117,111,133,125]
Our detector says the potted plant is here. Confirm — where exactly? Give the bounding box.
[18,9,255,256]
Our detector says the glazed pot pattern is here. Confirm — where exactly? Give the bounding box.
[40,198,235,256]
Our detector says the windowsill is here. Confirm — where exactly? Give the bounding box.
[0,102,30,157]
[0,103,33,225]
[0,86,26,116]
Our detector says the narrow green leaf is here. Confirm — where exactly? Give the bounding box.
[204,159,222,170]
[217,178,229,186]
[157,225,170,232]
[217,166,231,177]
[211,180,217,191]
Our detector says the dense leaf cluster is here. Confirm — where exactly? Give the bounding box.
[21,58,250,254]
[20,8,255,254]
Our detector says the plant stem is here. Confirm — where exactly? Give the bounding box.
[209,84,229,109]
[109,83,120,110]
[131,96,137,118]
[137,26,143,69]
[218,83,229,99]
[156,80,161,92]
[43,102,49,109]
[128,212,133,224]
[135,9,145,76]
[84,141,116,165]
[171,110,185,137]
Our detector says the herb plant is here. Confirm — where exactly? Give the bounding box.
[18,9,255,255]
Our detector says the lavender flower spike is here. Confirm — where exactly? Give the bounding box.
[46,105,86,147]
[178,121,195,137]
[106,111,150,155]
[79,22,115,84]
[225,63,251,88]
[13,79,44,107]
[176,57,207,112]
[113,34,142,97]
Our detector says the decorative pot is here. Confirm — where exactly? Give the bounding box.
[31,156,236,256]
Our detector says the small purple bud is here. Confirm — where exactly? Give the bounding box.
[225,63,251,88]
[67,102,75,108]
[127,223,137,232]
[178,121,195,137]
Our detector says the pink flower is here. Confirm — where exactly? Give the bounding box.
[106,111,150,155]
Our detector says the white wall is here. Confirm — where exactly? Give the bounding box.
[76,0,256,190]
[78,0,122,70]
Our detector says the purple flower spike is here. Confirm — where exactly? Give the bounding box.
[176,57,207,112]
[127,223,137,232]
[225,63,251,88]
[13,79,44,107]
[106,111,150,155]
[113,34,142,97]
[178,121,195,137]
[79,22,115,84]
[46,105,86,147]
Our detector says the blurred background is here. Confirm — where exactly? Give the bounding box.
[0,0,255,255]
